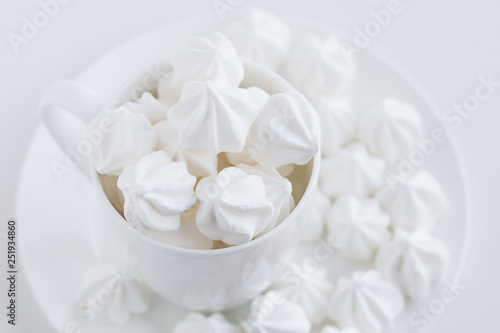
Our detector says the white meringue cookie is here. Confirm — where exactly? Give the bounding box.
[326,195,391,261]
[321,326,361,333]
[170,32,244,91]
[225,147,258,167]
[123,92,169,125]
[247,91,321,168]
[117,151,197,231]
[247,86,271,108]
[154,120,218,177]
[173,312,237,333]
[168,81,259,153]
[276,266,334,324]
[196,167,274,245]
[301,189,331,243]
[312,98,357,157]
[223,9,291,70]
[376,228,450,300]
[242,291,311,333]
[358,99,424,163]
[157,71,181,105]
[76,266,149,324]
[236,164,294,235]
[283,35,355,99]
[89,106,158,176]
[145,207,214,250]
[327,270,404,333]
[320,143,386,199]
[375,169,448,231]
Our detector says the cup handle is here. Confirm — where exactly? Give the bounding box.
[39,80,105,181]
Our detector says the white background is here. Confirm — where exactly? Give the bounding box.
[1,0,499,332]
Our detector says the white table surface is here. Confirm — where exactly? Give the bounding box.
[1,0,499,332]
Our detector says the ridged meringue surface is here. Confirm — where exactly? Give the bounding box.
[320,143,386,199]
[302,189,331,243]
[224,9,291,70]
[242,291,311,333]
[154,119,218,177]
[236,163,294,235]
[358,99,424,163]
[312,98,357,157]
[123,92,169,125]
[168,81,259,153]
[88,106,158,176]
[327,270,404,333]
[170,32,244,89]
[247,91,320,168]
[326,195,391,261]
[376,228,450,300]
[196,167,274,245]
[76,266,149,324]
[283,35,355,99]
[117,151,197,231]
[173,312,237,333]
[276,266,334,324]
[375,169,448,231]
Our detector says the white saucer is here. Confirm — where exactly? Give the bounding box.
[17,13,471,333]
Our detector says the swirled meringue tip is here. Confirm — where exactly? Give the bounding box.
[123,91,169,125]
[326,194,391,261]
[195,167,274,245]
[358,98,425,164]
[170,32,244,90]
[75,265,150,324]
[247,91,321,168]
[242,290,311,333]
[89,106,158,176]
[283,34,356,100]
[327,270,404,333]
[319,143,386,199]
[376,228,450,300]
[321,326,361,333]
[117,151,197,232]
[375,169,448,231]
[173,312,237,333]
[168,81,260,154]
[223,8,291,70]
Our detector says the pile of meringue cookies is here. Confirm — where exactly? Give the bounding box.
[77,9,451,333]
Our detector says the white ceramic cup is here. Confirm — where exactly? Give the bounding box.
[39,60,320,311]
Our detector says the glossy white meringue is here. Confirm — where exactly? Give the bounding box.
[173,312,237,333]
[168,81,259,153]
[327,270,404,333]
[320,143,386,199]
[375,169,448,231]
[76,266,149,324]
[223,9,291,70]
[247,91,321,168]
[321,326,361,333]
[117,151,197,231]
[358,99,424,163]
[237,163,294,235]
[123,92,169,125]
[145,207,214,250]
[283,34,355,99]
[376,228,450,300]
[170,32,244,90]
[154,120,218,177]
[276,266,334,324]
[241,291,311,333]
[312,98,357,157]
[196,167,274,245]
[88,106,158,176]
[326,195,391,261]
[301,189,331,243]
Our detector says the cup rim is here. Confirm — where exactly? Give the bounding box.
[90,59,321,256]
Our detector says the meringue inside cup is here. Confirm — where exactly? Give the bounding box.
[97,59,317,250]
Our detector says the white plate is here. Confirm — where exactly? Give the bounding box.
[17,13,471,333]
